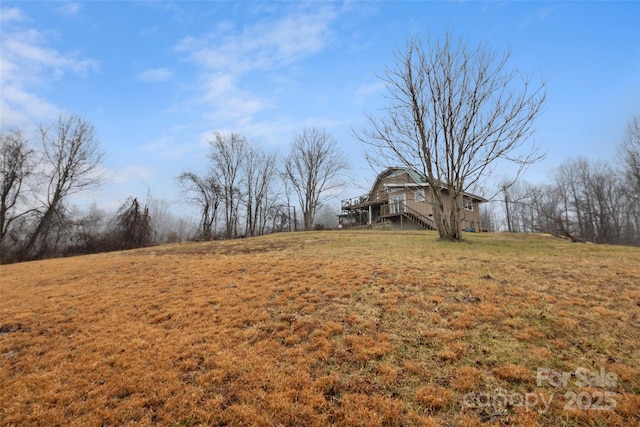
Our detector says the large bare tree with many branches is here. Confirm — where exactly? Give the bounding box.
[20,114,104,260]
[283,127,348,231]
[177,171,221,240]
[358,33,546,241]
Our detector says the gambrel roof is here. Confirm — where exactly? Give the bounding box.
[368,167,487,203]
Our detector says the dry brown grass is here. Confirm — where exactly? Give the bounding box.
[1,230,639,426]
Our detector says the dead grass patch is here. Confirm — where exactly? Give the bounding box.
[1,231,638,425]
[415,384,454,411]
[450,366,484,392]
[493,365,533,382]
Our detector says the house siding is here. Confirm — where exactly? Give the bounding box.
[340,167,485,231]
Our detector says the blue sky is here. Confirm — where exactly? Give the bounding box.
[1,1,639,214]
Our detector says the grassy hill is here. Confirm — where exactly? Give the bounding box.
[1,231,639,426]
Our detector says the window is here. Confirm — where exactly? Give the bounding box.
[463,198,474,211]
[389,194,406,215]
[414,189,425,202]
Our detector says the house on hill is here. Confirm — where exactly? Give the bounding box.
[340,167,487,231]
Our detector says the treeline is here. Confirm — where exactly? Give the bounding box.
[62,197,172,257]
[487,116,640,245]
[1,115,347,264]
[3,110,637,263]
[179,128,347,241]
[1,114,108,263]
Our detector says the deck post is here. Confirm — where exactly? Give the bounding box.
[369,205,372,225]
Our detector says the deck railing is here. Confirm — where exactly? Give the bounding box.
[381,201,405,217]
[341,189,389,210]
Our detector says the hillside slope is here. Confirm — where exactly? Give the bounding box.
[1,231,639,426]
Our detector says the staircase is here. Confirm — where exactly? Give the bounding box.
[402,205,436,230]
[382,202,437,230]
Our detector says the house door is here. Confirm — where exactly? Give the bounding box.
[389,194,406,215]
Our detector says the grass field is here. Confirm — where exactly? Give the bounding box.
[1,231,639,426]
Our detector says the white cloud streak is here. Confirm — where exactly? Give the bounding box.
[139,136,196,159]
[55,2,81,17]
[176,7,335,73]
[137,67,174,83]
[353,81,386,105]
[0,7,24,23]
[110,164,155,185]
[174,5,338,128]
[0,8,99,128]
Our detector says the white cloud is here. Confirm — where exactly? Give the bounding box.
[139,136,195,159]
[3,29,97,79]
[176,6,336,73]
[353,81,386,105]
[111,165,155,184]
[137,67,174,83]
[140,136,171,152]
[55,2,81,17]
[0,85,59,129]
[201,115,351,148]
[174,5,339,127]
[200,72,235,99]
[0,10,99,128]
[0,7,24,23]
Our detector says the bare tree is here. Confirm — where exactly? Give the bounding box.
[267,204,291,233]
[19,113,104,260]
[244,146,278,237]
[209,132,246,238]
[283,127,348,231]
[479,202,497,232]
[110,197,154,250]
[540,157,636,244]
[492,118,640,246]
[63,203,110,255]
[619,115,640,194]
[177,171,221,240]
[181,134,281,239]
[501,179,566,235]
[618,117,640,244]
[0,130,34,251]
[357,33,546,241]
